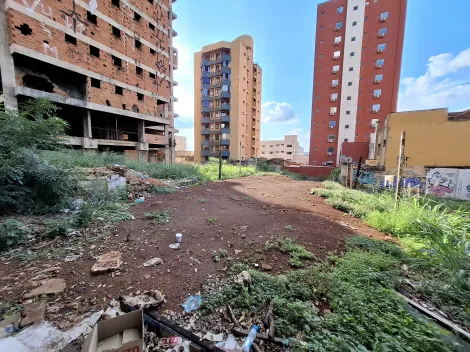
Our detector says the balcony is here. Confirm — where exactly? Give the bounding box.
[202,103,231,112]
[201,150,230,157]
[201,129,210,135]
[201,116,230,123]
[201,92,231,101]
[221,139,230,146]
[221,127,230,134]
[172,48,178,69]
[202,139,210,146]
[221,91,231,99]
[202,54,231,66]
[145,134,166,144]
[222,67,231,74]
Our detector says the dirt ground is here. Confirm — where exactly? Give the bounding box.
[0,175,389,329]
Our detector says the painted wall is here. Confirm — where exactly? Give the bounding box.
[380,109,470,172]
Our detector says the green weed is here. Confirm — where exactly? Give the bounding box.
[212,248,228,262]
[148,185,176,195]
[144,211,171,224]
[270,236,315,267]
[199,199,206,203]
[207,217,217,225]
[93,203,133,223]
[0,219,31,250]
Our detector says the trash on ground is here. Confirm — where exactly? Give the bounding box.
[241,325,258,352]
[82,310,143,352]
[181,295,202,313]
[64,254,82,262]
[0,312,21,338]
[215,334,242,352]
[169,243,180,249]
[176,233,183,243]
[235,271,251,286]
[143,257,163,267]
[203,331,224,342]
[121,290,165,310]
[91,251,122,275]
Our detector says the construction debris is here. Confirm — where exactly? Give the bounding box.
[90,251,122,275]
[121,291,165,310]
[20,301,46,328]
[143,258,163,267]
[181,295,202,313]
[23,278,66,299]
[235,271,251,286]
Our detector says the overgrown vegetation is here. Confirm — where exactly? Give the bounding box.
[204,237,462,351]
[0,219,31,250]
[144,210,171,224]
[266,236,315,267]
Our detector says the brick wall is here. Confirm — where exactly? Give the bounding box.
[7,0,172,107]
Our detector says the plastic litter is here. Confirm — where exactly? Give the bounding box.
[175,233,183,243]
[215,334,242,352]
[241,325,258,352]
[180,295,202,313]
[169,243,180,249]
[135,197,145,203]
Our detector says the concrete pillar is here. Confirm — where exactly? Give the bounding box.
[164,124,170,164]
[137,120,145,143]
[83,111,92,138]
[136,120,148,160]
[0,0,18,109]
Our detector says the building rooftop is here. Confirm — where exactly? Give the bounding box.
[448,109,470,121]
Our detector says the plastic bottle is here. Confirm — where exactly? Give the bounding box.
[241,325,258,352]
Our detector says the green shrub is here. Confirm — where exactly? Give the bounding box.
[44,217,73,238]
[93,203,133,223]
[148,185,176,195]
[274,236,315,267]
[144,211,171,224]
[327,168,341,182]
[84,180,127,205]
[73,203,93,228]
[256,160,278,173]
[0,219,31,250]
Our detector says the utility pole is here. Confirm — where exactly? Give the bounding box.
[218,149,222,180]
[394,131,406,210]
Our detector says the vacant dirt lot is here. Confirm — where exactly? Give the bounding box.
[0,175,388,328]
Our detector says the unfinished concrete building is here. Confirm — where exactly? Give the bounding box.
[0,0,178,162]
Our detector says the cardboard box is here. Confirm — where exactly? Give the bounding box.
[81,310,143,352]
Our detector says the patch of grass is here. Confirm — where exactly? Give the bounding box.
[270,236,315,267]
[199,199,206,203]
[93,203,133,223]
[0,219,31,250]
[148,185,176,195]
[280,170,307,180]
[43,217,73,238]
[144,210,171,224]
[284,225,294,232]
[198,158,261,181]
[207,217,217,225]
[212,248,228,262]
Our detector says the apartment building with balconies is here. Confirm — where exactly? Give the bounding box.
[309,0,407,166]
[194,35,262,162]
[0,0,178,163]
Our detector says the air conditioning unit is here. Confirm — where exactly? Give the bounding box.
[373,110,378,114]
[330,112,335,116]
[322,162,327,166]
[376,64,383,68]
[334,42,339,46]
[333,70,338,74]
[378,33,385,38]
[380,17,386,22]
[331,98,336,102]
[328,126,334,129]
[375,80,380,84]
[333,56,339,60]
[335,26,340,31]
[328,139,334,143]
[327,152,333,156]
[377,49,384,53]
[332,84,338,88]
[374,95,380,99]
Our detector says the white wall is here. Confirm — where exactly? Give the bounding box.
[337,0,365,164]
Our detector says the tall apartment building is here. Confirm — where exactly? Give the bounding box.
[0,0,178,163]
[194,35,262,163]
[261,135,309,164]
[309,0,407,166]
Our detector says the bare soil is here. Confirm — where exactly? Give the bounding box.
[0,176,390,329]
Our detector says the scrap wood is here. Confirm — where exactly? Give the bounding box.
[226,305,238,325]
[252,342,262,352]
[398,293,470,342]
[264,300,275,340]
[232,327,289,347]
[32,237,60,250]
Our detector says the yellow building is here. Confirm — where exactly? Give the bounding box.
[370,109,470,173]
[194,36,262,163]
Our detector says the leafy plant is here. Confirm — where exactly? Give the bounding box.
[144,211,171,224]
[270,236,315,267]
[92,203,133,223]
[148,185,176,195]
[43,217,72,238]
[0,219,31,250]
[284,225,294,232]
[212,248,228,262]
[207,217,217,225]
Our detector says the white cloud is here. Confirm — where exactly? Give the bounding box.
[261,102,299,124]
[398,48,470,112]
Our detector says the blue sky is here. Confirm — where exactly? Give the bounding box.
[173,0,470,151]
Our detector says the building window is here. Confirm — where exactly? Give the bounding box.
[378,43,386,52]
[315,135,318,138]
[333,50,341,59]
[375,74,383,82]
[345,124,350,129]
[344,138,348,142]
[337,6,344,13]
[112,55,122,67]
[349,67,353,71]
[352,21,357,26]
[328,134,335,140]
[135,39,142,49]
[374,89,382,98]
[112,26,121,38]
[319,54,323,58]
[332,79,339,87]
[320,40,324,44]
[65,34,77,45]
[350,52,355,57]
[353,5,358,10]
[379,27,388,37]
[351,36,356,41]
[89,45,99,57]
[346,110,350,115]
[149,72,156,79]
[333,65,340,73]
[287,144,293,147]
[136,66,143,75]
[376,59,385,67]
[137,93,144,101]
[316,108,320,112]
[347,96,351,100]
[111,0,120,7]
[115,86,123,95]
[348,82,352,86]
[321,26,324,30]
[149,22,155,30]
[381,11,389,21]
[331,93,338,101]
[373,104,381,112]
[330,107,337,114]
[315,121,319,125]
[334,36,342,44]
[328,147,334,153]
[87,11,97,24]
[91,78,100,88]
[329,121,337,127]
[134,11,141,22]
[150,48,155,55]
[335,21,342,30]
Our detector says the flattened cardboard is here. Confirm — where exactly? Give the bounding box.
[82,310,143,352]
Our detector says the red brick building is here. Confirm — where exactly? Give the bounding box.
[0,0,178,163]
[309,0,407,166]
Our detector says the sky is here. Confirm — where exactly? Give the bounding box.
[172,0,470,152]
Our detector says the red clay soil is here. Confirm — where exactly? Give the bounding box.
[0,176,389,328]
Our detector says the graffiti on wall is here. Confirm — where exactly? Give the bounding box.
[426,169,458,198]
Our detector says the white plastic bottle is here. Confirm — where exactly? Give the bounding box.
[241,325,258,352]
